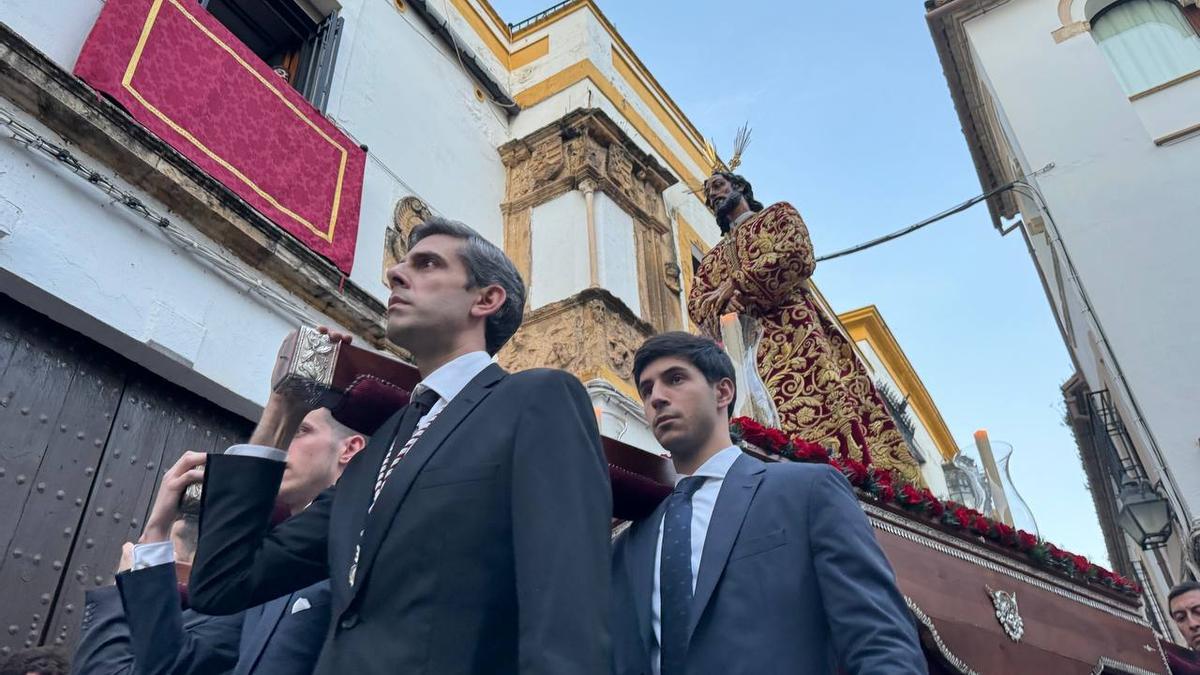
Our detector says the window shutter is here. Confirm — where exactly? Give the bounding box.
[303,12,344,113]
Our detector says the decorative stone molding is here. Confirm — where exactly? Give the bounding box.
[1052,0,1197,43]
[498,108,683,332]
[1186,519,1200,569]
[382,196,432,286]
[497,287,654,389]
[1052,20,1090,43]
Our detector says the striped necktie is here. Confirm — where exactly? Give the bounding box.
[348,388,440,586]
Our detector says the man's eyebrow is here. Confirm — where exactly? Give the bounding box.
[409,250,445,264]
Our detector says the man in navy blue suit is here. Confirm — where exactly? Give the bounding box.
[611,332,927,675]
[73,407,366,675]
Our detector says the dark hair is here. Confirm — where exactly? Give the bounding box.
[321,408,369,445]
[0,646,69,675]
[633,332,737,419]
[408,217,527,355]
[174,513,200,561]
[1169,581,1200,604]
[705,172,765,213]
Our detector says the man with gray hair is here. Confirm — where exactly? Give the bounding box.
[189,217,612,675]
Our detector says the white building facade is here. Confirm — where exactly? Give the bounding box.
[0,0,726,654]
[926,0,1200,635]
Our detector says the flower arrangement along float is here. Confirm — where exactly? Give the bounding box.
[729,416,1141,598]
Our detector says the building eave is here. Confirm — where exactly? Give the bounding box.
[924,0,1020,229]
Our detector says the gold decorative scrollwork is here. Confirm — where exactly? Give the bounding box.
[383,196,432,286]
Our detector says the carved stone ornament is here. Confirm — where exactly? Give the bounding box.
[1187,519,1200,569]
[986,585,1025,642]
[383,196,432,286]
[497,288,654,385]
[497,109,684,332]
[663,261,682,293]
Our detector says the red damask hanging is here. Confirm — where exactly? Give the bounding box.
[74,0,365,273]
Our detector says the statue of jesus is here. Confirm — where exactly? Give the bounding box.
[689,170,923,485]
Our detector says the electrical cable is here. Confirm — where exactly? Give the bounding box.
[814,164,1055,262]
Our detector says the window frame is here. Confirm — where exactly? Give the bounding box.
[199,0,343,112]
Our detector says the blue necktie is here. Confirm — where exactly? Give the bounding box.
[660,475,706,675]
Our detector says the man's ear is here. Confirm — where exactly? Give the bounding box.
[715,377,736,415]
[339,435,367,467]
[470,284,507,319]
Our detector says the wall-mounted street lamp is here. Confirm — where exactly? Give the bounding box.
[1117,478,1173,550]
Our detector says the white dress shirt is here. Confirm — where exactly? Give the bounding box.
[131,351,494,570]
[649,445,743,675]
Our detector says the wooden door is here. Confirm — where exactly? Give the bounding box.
[0,294,250,656]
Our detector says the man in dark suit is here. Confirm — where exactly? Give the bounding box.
[611,332,927,675]
[71,498,241,675]
[186,217,611,675]
[72,407,367,675]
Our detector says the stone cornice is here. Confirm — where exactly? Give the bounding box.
[499,107,677,231]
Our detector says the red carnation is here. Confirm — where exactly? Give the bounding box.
[765,428,789,449]
[899,484,923,507]
[793,439,830,464]
[971,515,992,536]
[842,459,870,487]
[993,522,1015,543]
[952,506,973,529]
[1071,555,1091,575]
[794,443,829,464]
[878,483,895,502]
[732,417,758,432]
[736,418,764,439]
[1016,530,1037,551]
[923,490,945,518]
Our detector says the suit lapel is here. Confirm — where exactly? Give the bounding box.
[237,593,290,675]
[689,453,764,639]
[625,500,668,657]
[349,364,506,602]
[329,410,406,604]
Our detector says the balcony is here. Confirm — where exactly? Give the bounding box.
[0,4,389,347]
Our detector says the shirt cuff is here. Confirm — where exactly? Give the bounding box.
[131,541,174,570]
[225,443,287,462]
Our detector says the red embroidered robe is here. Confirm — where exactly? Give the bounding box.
[687,202,923,485]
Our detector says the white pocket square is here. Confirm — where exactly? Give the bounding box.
[290,597,311,614]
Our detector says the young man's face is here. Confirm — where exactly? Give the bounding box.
[280,409,352,509]
[637,356,729,456]
[385,234,489,355]
[1171,589,1200,649]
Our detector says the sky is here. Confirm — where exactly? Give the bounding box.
[492,1,1110,566]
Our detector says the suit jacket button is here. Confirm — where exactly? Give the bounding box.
[339,614,359,630]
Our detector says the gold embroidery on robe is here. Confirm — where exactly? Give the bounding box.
[688,202,923,485]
